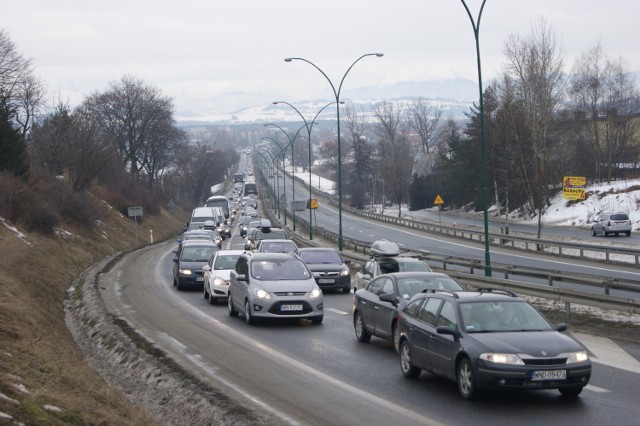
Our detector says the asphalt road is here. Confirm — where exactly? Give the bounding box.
[98,216,640,426]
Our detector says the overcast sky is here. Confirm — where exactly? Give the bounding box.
[4,0,639,121]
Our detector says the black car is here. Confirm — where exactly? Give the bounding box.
[397,289,592,399]
[297,247,352,293]
[172,240,219,291]
[353,272,463,352]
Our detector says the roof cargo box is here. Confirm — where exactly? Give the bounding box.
[370,240,400,257]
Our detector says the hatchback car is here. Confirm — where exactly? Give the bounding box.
[353,272,463,352]
[227,252,324,325]
[297,247,351,293]
[244,219,287,251]
[202,250,244,304]
[354,240,432,291]
[172,240,219,291]
[591,212,632,236]
[397,289,591,399]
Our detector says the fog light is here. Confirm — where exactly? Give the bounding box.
[317,303,323,310]
[499,379,506,385]
[253,305,263,312]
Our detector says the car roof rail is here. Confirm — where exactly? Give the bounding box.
[421,289,459,298]
[477,288,518,297]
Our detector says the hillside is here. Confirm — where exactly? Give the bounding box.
[0,198,188,425]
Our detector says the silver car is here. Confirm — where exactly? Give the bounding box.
[227,252,324,325]
[591,212,632,237]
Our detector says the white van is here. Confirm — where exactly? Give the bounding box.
[191,207,220,226]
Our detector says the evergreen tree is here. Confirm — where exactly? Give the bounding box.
[0,99,29,178]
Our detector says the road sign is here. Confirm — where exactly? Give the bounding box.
[291,200,307,212]
[307,198,319,209]
[434,195,444,205]
[562,176,586,200]
[128,206,143,217]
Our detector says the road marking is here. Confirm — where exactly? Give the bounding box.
[573,332,640,374]
[585,384,610,393]
[325,308,348,315]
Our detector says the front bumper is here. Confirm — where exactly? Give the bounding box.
[474,361,591,390]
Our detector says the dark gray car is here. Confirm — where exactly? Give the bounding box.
[297,247,351,293]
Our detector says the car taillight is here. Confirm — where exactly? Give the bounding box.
[607,221,612,226]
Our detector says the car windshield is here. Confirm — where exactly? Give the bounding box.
[181,246,217,262]
[396,277,463,300]
[379,260,429,274]
[251,259,311,280]
[260,242,297,253]
[299,250,342,264]
[256,229,286,240]
[214,254,240,270]
[460,301,553,333]
[610,214,629,220]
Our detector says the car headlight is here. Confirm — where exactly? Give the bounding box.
[254,288,271,300]
[309,287,322,299]
[479,353,524,365]
[340,267,350,276]
[566,351,589,364]
[179,269,192,275]
[213,277,227,287]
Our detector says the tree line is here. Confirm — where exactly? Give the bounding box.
[0,29,238,233]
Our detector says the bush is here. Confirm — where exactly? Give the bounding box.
[32,178,101,229]
[0,172,59,234]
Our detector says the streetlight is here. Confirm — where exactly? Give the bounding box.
[272,100,343,240]
[264,123,305,231]
[461,0,492,276]
[256,149,277,212]
[261,137,289,222]
[285,53,384,251]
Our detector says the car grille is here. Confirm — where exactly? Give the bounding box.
[316,271,340,277]
[268,301,313,315]
[273,291,307,296]
[523,358,567,366]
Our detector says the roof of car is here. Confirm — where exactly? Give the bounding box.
[375,271,453,279]
[244,252,298,260]
[297,247,339,252]
[179,239,218,247]
[413,288,521,302]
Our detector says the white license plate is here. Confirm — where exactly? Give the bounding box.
[196,277,204,282]
[318,279,335,284]
[281,304,303,311]
[531,370,566,381]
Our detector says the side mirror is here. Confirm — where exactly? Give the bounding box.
[436,325,460,339]
[379,293,398,306]
[202,265,211,272]
[236,274,247,282]
[344,259,351,264]
[554,323,567,332]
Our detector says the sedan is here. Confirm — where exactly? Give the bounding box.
[353,272,463,352]
[172,240,219,291]
[228,252,324,325]
[297,247,351,293]
[202,250,244,304]
[397,289,591,399]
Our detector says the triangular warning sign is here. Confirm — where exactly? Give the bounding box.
[434,194,444,205]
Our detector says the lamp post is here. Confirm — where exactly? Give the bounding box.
[261,137,289,222]
[272,100,342,240]
[285,53,384,251]
[461,0,491,276]
[256,149,277,212]
[264,123,305,231]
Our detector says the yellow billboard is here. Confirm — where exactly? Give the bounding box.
[563,176,586,200]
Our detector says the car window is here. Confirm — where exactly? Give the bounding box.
[417,298,442,326]
[437,301,457,330]
[611,214,629,220]
[299,250,342,264]
[235,257,248,275]
[363,260,375,276]
[399,261,430,272]
[378,261,398,274]
[251,259,311,280]
[367,277,385,294]
[380,278,394,297]
[460,301,553,332]
[214,254,240,270]
[403,298,423,317]
[181,246,216,262]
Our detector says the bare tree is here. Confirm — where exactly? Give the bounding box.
[501,17,565,237]
[373,101,414,217]
[343,106,376,209]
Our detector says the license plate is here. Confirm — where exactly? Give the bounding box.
[318,279,335,284]
[531,370,566,381]
[281,304,303,311]
[196,277,204,282]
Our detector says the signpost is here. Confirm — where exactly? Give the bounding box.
[562,176,586,200]
[434,194,445,225]
[128,206,143,243]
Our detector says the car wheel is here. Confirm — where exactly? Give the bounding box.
[244,300,254,325]
[559,386,584,398]
[354,312,371,342]
[311,315,323,325]
[604,231,609,237]
[591,227,596,236]
[227,294,238,317]
[208,291,216,305]
[176,280,184,291]
[399,340,421,378]
[204,285,209,299]
[457,358,476,400]
[626,231,631,236]
[392,323,401,354]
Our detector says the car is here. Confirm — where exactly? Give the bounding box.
[353,240,432,291]
[396,288,591,399]
[244,219,286,251]
[239,216,258,238]
[172,240,219,291]
[202,250,244,304]
[227,252,324,325]
[179,228,222,248]
[297,247,351,293]
[591,212,632,236]
[353,272,464,352]
[255,239,298,254]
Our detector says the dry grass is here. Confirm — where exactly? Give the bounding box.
[0,199,188,425]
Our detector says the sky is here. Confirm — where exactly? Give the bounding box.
[3,1,640,121]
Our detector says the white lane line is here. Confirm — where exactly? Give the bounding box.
[573,332,640,374]
[325,308,349,315]
[585,384,610,393]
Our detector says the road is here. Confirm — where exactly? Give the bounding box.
[98,214,640,425]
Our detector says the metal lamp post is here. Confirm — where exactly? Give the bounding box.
[272,100,342,240]
[461,0,492,276]
[285,53,384,251]
[261,137,289,222]
[264,123,305,231]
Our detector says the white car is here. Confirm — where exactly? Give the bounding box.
[202,250,244,304]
